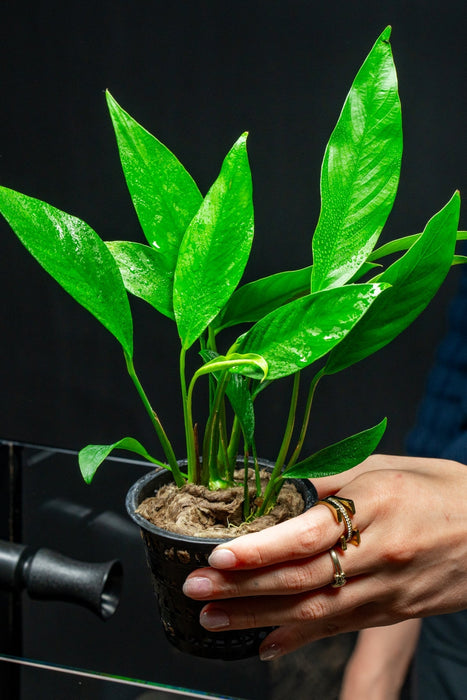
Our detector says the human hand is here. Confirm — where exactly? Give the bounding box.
[182,455,467,660]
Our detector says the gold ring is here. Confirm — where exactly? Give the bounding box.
[329,547,347,588]
[317,496,360,550]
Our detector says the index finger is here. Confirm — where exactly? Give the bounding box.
[208,502,353,570]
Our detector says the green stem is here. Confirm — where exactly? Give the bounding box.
[277,371,301,469]
[207,325,217,352]
[227,415,241,479]
[287,367,325,469]
[202,370,230,486]
[251,439,261,497]
[217,400,230,481]
[124,351,184,487]
[258,372,301,515]
[180,347,198,483]
[205,329,218,412]
[243,449,250,521]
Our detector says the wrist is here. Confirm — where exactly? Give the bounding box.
[341,661,403,700]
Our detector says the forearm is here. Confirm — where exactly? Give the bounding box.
[340,619,421,700]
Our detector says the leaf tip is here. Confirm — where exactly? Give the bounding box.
[235,132,249,150]
[105,89,121,117]
[381,25,392,43]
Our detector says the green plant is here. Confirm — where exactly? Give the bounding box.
[0,27,463,520]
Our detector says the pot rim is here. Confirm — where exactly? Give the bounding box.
[125,461,317,545]
[126,467,233,545]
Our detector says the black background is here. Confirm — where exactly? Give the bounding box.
[0,2,465,696]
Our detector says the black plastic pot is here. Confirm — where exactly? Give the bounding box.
[126,461,317,660]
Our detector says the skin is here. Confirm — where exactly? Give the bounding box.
[340,620,421,699]
[182,455,467,661]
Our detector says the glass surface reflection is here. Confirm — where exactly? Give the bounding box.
[0,440,267,700]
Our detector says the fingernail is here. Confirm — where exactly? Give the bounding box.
[200,608,230,630]
[208,547,237,569]
[182,577,213,598]
[259,643,282,662]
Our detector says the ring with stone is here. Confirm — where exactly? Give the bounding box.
[318,496,360,550]
[329,547,347,588]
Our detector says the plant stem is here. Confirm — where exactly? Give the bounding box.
[124,351,184,487]
[243,450,250,520]
[227,415,241,479]
[202,370,230,486]
[287,367,325,468]
[257,372,301,515]
[251,439,261,497]
[180,347,198,483]
[207,325,217,352]
[217,400,230,481]
[277,371,301,469]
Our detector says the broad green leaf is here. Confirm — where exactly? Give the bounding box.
[282,418,387,479]
[0,187,133,356]
[213,261,381,333]
[232,282,388,380]
[369,230,467,262]
[173,134,254,349]
[79,438,165,484]
[214,266,313,332]
[106,91,202,265]
[348,261,382,282]
[106,240,174,320]
[325,191,461,374]
[311,26,402,292]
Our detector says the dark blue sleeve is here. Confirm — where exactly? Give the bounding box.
[407,263,467,699]
[406,265,467,462]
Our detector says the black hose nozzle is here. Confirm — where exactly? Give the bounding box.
[0,540,122,620]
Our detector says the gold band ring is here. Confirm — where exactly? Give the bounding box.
[329,547,347,588]
[318,496,360,550]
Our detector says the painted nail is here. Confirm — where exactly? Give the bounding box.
[182,577,213,598]
[200,608,230,630]
[208,548,237,569]
[259,643,282,662]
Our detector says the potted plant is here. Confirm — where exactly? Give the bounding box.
[0,27,463,658]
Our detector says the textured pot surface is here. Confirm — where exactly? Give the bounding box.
[126,462,317,660]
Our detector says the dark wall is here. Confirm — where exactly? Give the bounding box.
[1,1,465,460]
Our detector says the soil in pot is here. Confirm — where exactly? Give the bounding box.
[136,468,306,538]
[126,462,317,660]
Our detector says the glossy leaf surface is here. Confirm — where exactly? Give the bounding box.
[106,91,202,265]
[0,187,133,356]
[311,27,402,292]
[214,266,313,331]
[174,134,254,349]
[233,282,388,380]
[214,261,379,332]
[106,240,174,319]
[213,263,379,333]
[370,230,467,262]
[325,192,461,374]
[283,418,387,479]
[79,438,165,484]
[195,352,268,382]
